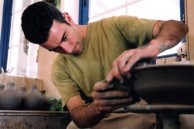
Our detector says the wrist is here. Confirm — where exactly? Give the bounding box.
[89,103,107,118]
[138,40,160,59]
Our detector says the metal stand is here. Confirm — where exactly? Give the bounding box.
[0,110,71,129]
[114,105,194,129]
[156,113,180,129]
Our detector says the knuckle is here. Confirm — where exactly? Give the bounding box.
[112,61,117,67]
[91,92,97,98]
[111,99,117,106]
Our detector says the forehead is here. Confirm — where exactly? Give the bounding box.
[41,20,65,48]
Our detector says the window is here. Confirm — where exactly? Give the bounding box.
[0,1,4,35]
[7,0,39,77]
[89,0,183,57]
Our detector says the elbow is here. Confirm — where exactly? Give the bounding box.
[184,23,189,36]
[72,120,97,128]
[180,21,189,38]
[173,20,189,41]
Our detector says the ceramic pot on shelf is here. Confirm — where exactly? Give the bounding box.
[18,86,27,110]
[0,84,5,92]
[0,82,21,110]
[40,90,52,110]
[24,85,42,110]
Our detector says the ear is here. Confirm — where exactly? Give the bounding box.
[63,12,74,24]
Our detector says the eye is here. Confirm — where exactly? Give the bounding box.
[53,46,63,52]
[62,34,68,42]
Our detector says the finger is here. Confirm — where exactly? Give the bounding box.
[106,90,130,99]
[123,54,140,73]
[117,52,132,75]
[97,105,115,113]
[94,97,133,107]
[106,72,114,82]
[92,88,130,100]
[96,102,130,113]
[106,68,124,83]
[93,81,109,91]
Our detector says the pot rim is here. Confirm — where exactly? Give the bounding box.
[133,64,194,71]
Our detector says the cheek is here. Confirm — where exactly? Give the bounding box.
[62,42,75,53]
[68,37,76,44]
[69,32,80,43]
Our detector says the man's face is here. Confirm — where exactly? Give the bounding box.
[41,20,84,55]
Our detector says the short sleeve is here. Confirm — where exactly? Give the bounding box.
[51,56,80,107]
[113,16,157,46]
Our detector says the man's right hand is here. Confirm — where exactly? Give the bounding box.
[66,80,134,128]
[91,80,134,113]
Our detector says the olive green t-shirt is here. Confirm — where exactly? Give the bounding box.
[51,16,157,106]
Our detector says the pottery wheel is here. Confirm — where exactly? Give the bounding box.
[114,104,194,129]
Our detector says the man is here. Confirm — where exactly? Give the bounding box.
[21,1,188,129]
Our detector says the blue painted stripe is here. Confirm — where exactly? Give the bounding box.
[0,0,13,72]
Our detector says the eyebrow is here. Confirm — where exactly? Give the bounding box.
[49,46,60,52]
[49,31,66,52]
[60,31,66,43]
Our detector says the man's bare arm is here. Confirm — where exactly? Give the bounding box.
[106,20,188,82]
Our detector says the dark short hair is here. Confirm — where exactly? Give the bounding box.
[21,2,69,44]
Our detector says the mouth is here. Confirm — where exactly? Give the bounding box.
[72,42,83,55]
[73,47,78,53]
[72,46,79,55]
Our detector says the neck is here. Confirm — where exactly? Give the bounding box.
[79,25,88,38]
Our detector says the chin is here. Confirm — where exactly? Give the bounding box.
[73,50,83,56]
[72,53,80,56]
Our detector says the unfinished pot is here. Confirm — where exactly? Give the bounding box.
[130,64,194,105]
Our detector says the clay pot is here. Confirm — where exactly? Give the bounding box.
[130,64,194,105]
[24,85,42,110]
[0,84,5,92]
[18,86,27,110]
[0,82,21,110]
[40,90,52,110]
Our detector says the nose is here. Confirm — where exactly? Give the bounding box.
[60,44,75,54]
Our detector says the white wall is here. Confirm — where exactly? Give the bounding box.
[61,0,79,24]
[7,0,39,77]
[0,0,4,34]
[89,0,181,56]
